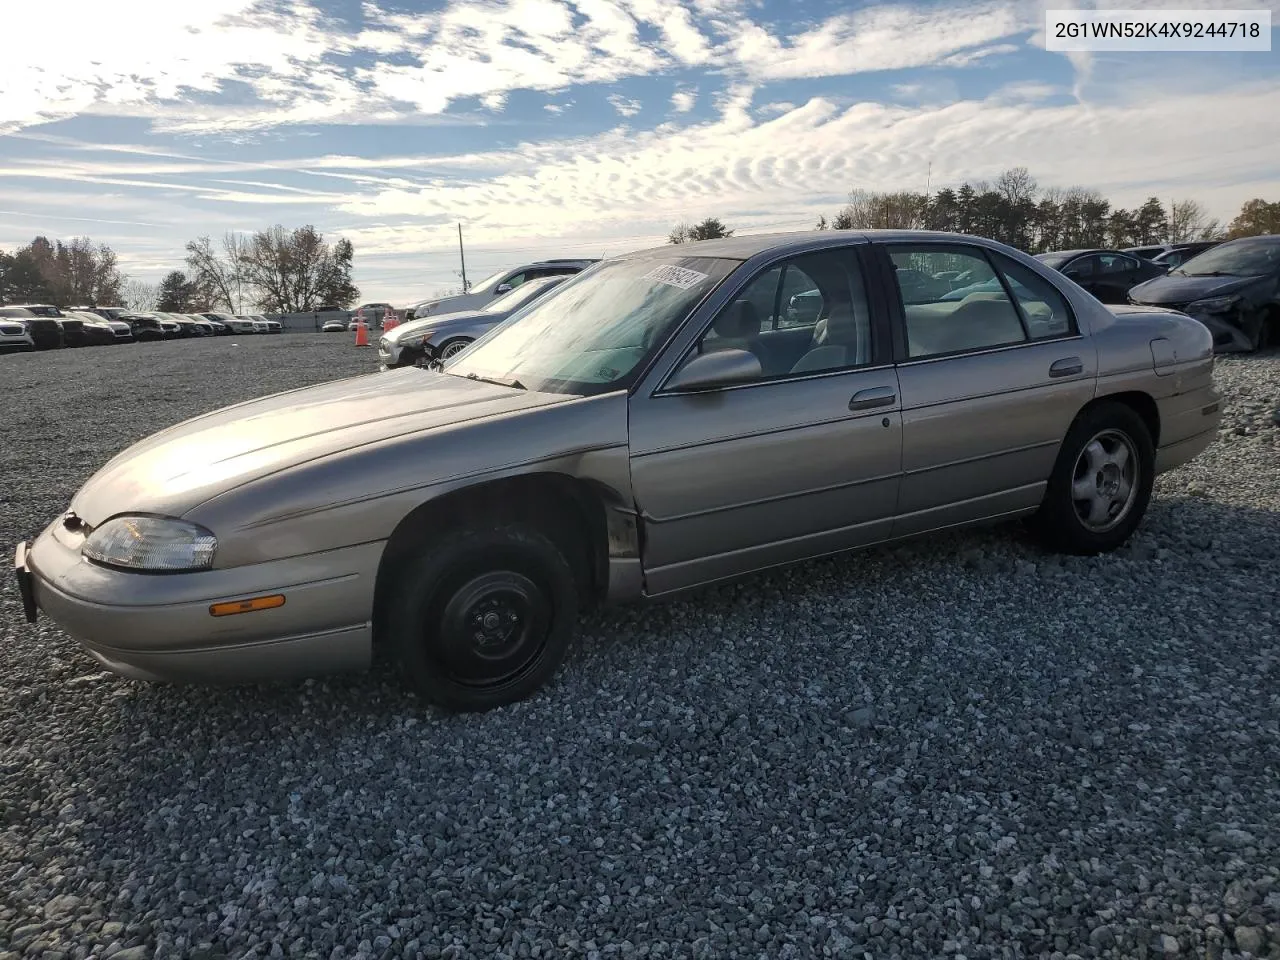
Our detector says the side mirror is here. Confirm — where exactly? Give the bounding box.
[495,283,512,294]
[666,349,762,392]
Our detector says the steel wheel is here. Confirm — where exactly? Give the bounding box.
[386,522,580,711]
[439,339,471,359]
[433,570,550,688]
[1070,428,1139,533]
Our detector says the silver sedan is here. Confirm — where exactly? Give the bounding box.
[378,274,570,369]
[15,230,1220,712]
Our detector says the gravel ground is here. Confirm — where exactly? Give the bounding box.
[1,335,1278,960]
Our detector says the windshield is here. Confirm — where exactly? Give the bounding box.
[1175,238,1280,276]
[483,275,563,314]
[442,256,738,396]
[466,270,509,296]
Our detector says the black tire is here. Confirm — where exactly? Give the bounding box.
[1031,401,1155,555]
[385,523,579,711]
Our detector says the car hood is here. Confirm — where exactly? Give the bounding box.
[384,309,491,342]
[1128,272,1263,305]
[69,370,570,526]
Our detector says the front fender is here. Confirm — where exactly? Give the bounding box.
[183,391,632,569]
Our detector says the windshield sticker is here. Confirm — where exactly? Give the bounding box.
[642,264,709,290]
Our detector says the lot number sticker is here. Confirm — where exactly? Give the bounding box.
[643,264,709,289]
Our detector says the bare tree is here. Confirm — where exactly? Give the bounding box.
[1168,199,1223,242]
[122,278,158,312]
[184,234,244,313]
[834,189,927,229]
[995,167,1038,207]
[237,225,359,313]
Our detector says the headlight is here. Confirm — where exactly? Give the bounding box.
[1186,295,1239,314]
[82,516,217,572]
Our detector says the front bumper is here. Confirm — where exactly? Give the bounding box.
[15,519,381,684]
[377,337,428,369]
[0,333,36,351]
[1134,299,1264,353]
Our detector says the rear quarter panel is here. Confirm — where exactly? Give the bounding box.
[1089,306,1220,456]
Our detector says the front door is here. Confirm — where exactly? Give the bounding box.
[878,242,1098,537]
[628,246,903,595]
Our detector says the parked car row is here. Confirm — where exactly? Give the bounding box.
[0,305,286,352]
[0,304,134,351]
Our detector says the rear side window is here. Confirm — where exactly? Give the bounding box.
[888,246,1027,359]
[989,253,1076,340]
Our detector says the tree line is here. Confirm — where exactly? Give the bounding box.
[671,171,1280,252]
[0,225,359,315]
[0,236,124,307]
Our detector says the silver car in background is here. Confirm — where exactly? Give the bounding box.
[0,307,37,352]
[14,230,1220,713]
[408,259,596,319]
[379,274,571,369]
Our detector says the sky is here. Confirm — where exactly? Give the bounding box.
[1,0,1278,305]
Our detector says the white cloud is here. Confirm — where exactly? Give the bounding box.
[671,90,697,113]
[1,0,1047,134]
[330,79,1280,257]
[1,0,343,132]
[728,3,1028,81]
[607,94,643,117]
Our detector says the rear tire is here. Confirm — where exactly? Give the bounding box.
[385,523,579,711]
[1030,401,1155,555]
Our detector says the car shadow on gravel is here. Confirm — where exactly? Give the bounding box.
[19,490,1276,736]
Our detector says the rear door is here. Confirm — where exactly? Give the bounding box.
[1097,253,1145,303]
[874,241,1097,538]
[1060,254,1103,299]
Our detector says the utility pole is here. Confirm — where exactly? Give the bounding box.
[457,223,469,294]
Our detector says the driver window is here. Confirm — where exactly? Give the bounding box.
[503,272,528,289]
[690,250,874,382]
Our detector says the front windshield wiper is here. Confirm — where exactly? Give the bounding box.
[464,371,526,390]
[1182,270,1238,277]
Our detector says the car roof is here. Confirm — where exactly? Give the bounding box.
[619,230,1053,262]
[1219,234,1280,245]
[1038,248,1113,258]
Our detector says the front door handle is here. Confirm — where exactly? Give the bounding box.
[1049,357,1083,378]
[849,386,897,410]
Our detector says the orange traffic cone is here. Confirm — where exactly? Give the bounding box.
[383,310,399,332]
[354,320,369,346]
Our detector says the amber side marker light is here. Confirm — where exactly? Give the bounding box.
[210,595,286,617]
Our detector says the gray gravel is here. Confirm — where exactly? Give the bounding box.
[2,336,1279,960]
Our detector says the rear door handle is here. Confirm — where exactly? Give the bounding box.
[849,386,897,410]
[1049,357,1083,378]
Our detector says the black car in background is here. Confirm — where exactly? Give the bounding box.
[1034,249,1168,304]
[1124,241,1220,265]
[1149,242,1223,271]
[1128,235,1280,352]
[119,313,173,342]
[63,310,120,346]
